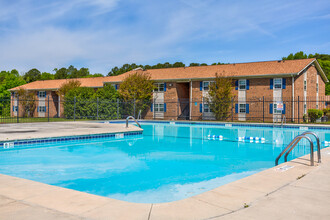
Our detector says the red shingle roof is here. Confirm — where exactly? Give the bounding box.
[10,58,325,91]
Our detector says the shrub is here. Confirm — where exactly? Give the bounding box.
[322,108,330,116]
[119,72,154,117]
[207,72,234,121]
[308,109,323,123]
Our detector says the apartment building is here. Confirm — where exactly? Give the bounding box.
[9,58,328,122]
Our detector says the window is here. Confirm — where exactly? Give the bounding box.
[154,83,164,92]
[239,80,246,90]
[112,84,118,90]
[38,91,46,98]
[203,81,215,91]
[316,104,319,109]
[38,106,46,113]
[274,78,282,89]
[154,103,164,112]
[304,81,307,91]
[239,104,246,113]
[13,106,18,112]
[304,104,307,114]
[273,103,282,114]
[316,83,319,93]
[203,104,212,113]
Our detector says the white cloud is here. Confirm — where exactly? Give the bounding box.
[0,0,329,74]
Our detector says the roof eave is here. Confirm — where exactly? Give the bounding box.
[103,73,299,84]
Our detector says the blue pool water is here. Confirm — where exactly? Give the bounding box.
[0,122,329,203]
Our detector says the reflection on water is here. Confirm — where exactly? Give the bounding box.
[0,123,329,203]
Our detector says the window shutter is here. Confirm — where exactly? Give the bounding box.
[270,104,273,114]
[282,78,286,89]
[246,104,249,114]
[150,104,153,112]
[37,107,39,112]
[200,104,203,113]
[37,91,39,97]
[246,80,250,90]
[13,106,14,112]
[270,79,273,90]
[164,103,166,112]
[235,104,238,113]
[164,83,166,92]
[45,107,47,112]
[235,80,238,90]
[115,84,118,90]
[282,104,286,114]
[200,82,203,91]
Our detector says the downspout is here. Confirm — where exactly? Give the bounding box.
[190,80,192,120]
[292,76,294,122]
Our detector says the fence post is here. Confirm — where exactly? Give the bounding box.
[298,96,300,124]
[231,98,234,122]
[97,97,99,120]
[116,99,119,120]
[74,96,76,121]
[17,95,19,123]
[48,96,50,122]
[263,96,265,123]
[153,99,155,120]
[177,99,179,120]
[133,99,136,118]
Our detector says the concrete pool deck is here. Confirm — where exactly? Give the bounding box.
[0,122,329,219]
[0,121,142,141]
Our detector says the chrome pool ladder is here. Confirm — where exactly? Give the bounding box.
[275,131,321,166]
[126,116,141,128]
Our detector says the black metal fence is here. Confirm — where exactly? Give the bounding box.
[1,96,330,124]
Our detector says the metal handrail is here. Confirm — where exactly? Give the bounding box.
[281,115,286,127]
[137,110,142,120]
[126,116,141,128]
[275,134,314,166]
[284,131,321,163]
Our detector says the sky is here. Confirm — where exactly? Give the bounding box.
[0,0,329,75]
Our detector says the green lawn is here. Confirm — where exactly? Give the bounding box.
[0,117,88,123]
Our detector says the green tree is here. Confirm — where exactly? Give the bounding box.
[173,62,186,68]
[40,72,55,80]
[17,88,37,117]
[23,68,41,83]
[119,72,154,117]
[0,70,26,116]
[54,67,69,79]
[207,73,234,121]
[57,79,81,98]
[189,63,200,67]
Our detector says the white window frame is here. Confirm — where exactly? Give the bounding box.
[13,106,18,112]
[304,81,307,91]
[304,104,307,114]
[316,83,319,93]
[154,83,164,92]
[274,78,282,89]
[239,103,246,113]
[273,103,282,114]
[39,91,46,98]
[203,103,212,113]
[203,81,215,91]
[39,106,46,113]
[238,79,246,90]
[154,103,164,112]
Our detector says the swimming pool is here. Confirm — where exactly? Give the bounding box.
[0,122,329,203]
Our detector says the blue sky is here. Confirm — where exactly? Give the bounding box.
[0,0,329,75]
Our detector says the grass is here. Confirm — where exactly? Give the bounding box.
[0,117,88,124]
